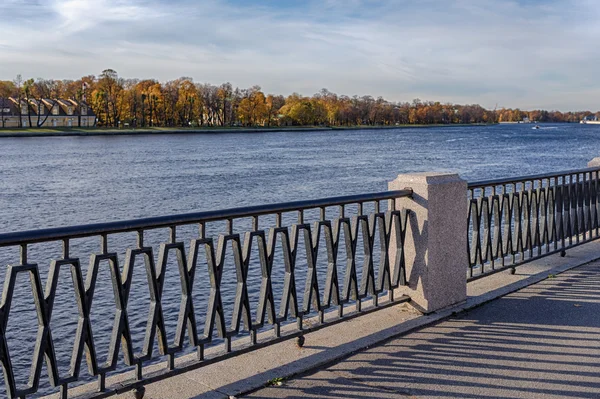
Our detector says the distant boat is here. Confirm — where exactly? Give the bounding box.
[533,125,540,129]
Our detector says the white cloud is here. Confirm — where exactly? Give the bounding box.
[50,0,164,33]
[0,0,599,110]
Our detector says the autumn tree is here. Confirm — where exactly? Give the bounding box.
[22,78,36,128]
[176,78,197,126]
[32,79,61,127]
[199,83,220,126]
[279,93,327,126]
[95,69,123,127]
[238,86,267,126]
[265,94,285,127]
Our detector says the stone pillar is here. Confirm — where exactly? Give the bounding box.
[588,158,600,167]
[388,172,468,313]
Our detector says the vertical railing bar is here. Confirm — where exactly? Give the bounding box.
[594,171,600,237]
[534,179,541,257]
[591,171,595,238]
[588,171,593,239]
[199,222,206,239]
[550,176,557,251]
[591,171,596,238]
[98,373,105,392]
[467,190,474,277]
[550,177,560,251]
[580,173,585,241]
[60,384,68,399]
[527,179,533,259]
[538,179,544,255]
[584,172,590,241]
[558,175,565,253]
[490,186,497,268]
[575,173,584,243]
[100,233,108,254]
[136,230,144,249]
[511,183,516,265]
[62,238,70,259]
[135,362,142,381]
[571,173,577,245]
[20,243,27,264]
[550,177,555,248]
[499,183,506,268]
[592,171,596,238]
[169,226,177,243]
[517,183,525,262]
[563,174,569,249]
[542,178,549,253]
[574,173,580,244]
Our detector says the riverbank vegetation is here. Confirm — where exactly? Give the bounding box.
[1,69,598,128]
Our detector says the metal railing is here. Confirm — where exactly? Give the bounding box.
[0,189,413,398]
[467,167,600,280]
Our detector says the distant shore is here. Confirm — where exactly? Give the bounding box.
[0,124,494,138]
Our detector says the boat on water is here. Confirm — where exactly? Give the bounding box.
[532,125,540,129]
[581,115,600,124]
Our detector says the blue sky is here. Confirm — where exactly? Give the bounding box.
[0,0,598,110]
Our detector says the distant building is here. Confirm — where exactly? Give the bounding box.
[0,97,20,128]
[0,97,96,128]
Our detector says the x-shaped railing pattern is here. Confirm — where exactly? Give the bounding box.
[0,190,412,398]
[467,168,600,280]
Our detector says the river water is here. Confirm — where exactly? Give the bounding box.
[1,123,599,395]
[2,124,599,232]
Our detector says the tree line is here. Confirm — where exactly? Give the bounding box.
[0,69,597,128]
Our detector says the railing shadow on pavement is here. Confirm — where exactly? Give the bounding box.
[246,263,600,399]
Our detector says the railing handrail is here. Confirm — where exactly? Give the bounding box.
[467,166,600,189]
[0,189,413,247]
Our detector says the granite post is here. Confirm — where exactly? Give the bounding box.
[389,172,468,313]
[588,158,600,167]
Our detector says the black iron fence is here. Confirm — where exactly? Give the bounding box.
[0,189,413,399]
[6,163,600,398]
[467,166,600,280]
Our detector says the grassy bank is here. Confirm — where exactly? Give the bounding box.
[0,123,493,137]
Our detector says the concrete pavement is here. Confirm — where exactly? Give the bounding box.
[243,261,600,399]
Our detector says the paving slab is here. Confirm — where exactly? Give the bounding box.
[244,261,600,399]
